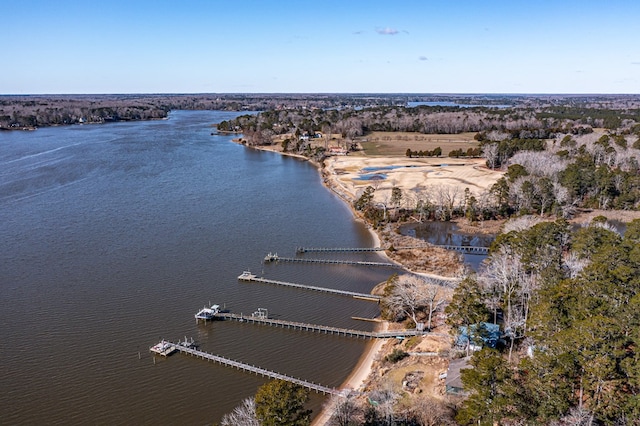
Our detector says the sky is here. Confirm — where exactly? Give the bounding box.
[2,0,639,94]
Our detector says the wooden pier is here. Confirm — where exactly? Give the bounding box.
[296,246,386,253]
[295,245,489,255]
[213,311,425,339]
[394,244,489,254]
[237,271,381,302]
[431,244,489,254]
[152,340,339,395]
[264,252,399,268]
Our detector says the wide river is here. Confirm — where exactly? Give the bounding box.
[0,111,396,425]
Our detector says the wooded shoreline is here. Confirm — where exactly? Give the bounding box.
[4,93,640,130]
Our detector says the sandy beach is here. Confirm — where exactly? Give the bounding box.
[311,318,390,426]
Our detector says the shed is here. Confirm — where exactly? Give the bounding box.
[445,357,470,395]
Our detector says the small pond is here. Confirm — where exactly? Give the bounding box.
[353,173,388,181]
[399,221,496,271]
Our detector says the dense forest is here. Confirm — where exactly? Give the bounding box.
[444,217,640,425]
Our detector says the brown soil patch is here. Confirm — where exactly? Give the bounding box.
[379,230,465,277]
[412,333,454,353]
[363,332,453,401]
[452,217,506,235]
[570,209,640,224]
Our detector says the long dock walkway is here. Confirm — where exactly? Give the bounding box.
[395,244,489,254]
[295,245,489,255]
[296,247,385,253]
[429,244,488,254]
[214,312,425,339]
[238,271,381,302]
[153,341,338,395]
[264,253,399,268]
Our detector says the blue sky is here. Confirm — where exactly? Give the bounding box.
[2,0,639,94]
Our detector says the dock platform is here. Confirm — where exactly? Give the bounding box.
[195,304,220,322]
[295,245,489,255]
[150,340,177,356]
[237,271,381,302]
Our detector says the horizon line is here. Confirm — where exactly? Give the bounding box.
[2,92,640,97]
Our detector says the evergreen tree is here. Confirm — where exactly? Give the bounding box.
[254,380,311,426]
[445,276,490,353]
[456,349,513,425]
[517,219,640,423]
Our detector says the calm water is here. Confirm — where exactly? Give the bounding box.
[0,111,395,425]
[400,221,493,270]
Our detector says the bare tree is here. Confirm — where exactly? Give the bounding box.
[563,251,590,278]
[432,184,461,221]
[321,123,333,149]
[366,388,398,425]
[482,143,500,170]
[385,275,448,330]
[220,397,259,426]
[385,275,428,327]
[327,391,363,426]
[423,282,449,331]
[550,406,595,426]
[502,215,543,234]
[479,246,535,361]
[509,150,567,177]
[409,396,455,426]
[414,188,434,222]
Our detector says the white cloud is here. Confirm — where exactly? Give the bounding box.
[376,27,399,35]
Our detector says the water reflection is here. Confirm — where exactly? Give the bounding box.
[399,221,495,271]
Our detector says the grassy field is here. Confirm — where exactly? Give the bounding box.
[359,131,479,156]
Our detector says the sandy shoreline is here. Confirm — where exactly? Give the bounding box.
[243,143,501,424]
[243,143,393,424]
[311,326,389,426]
